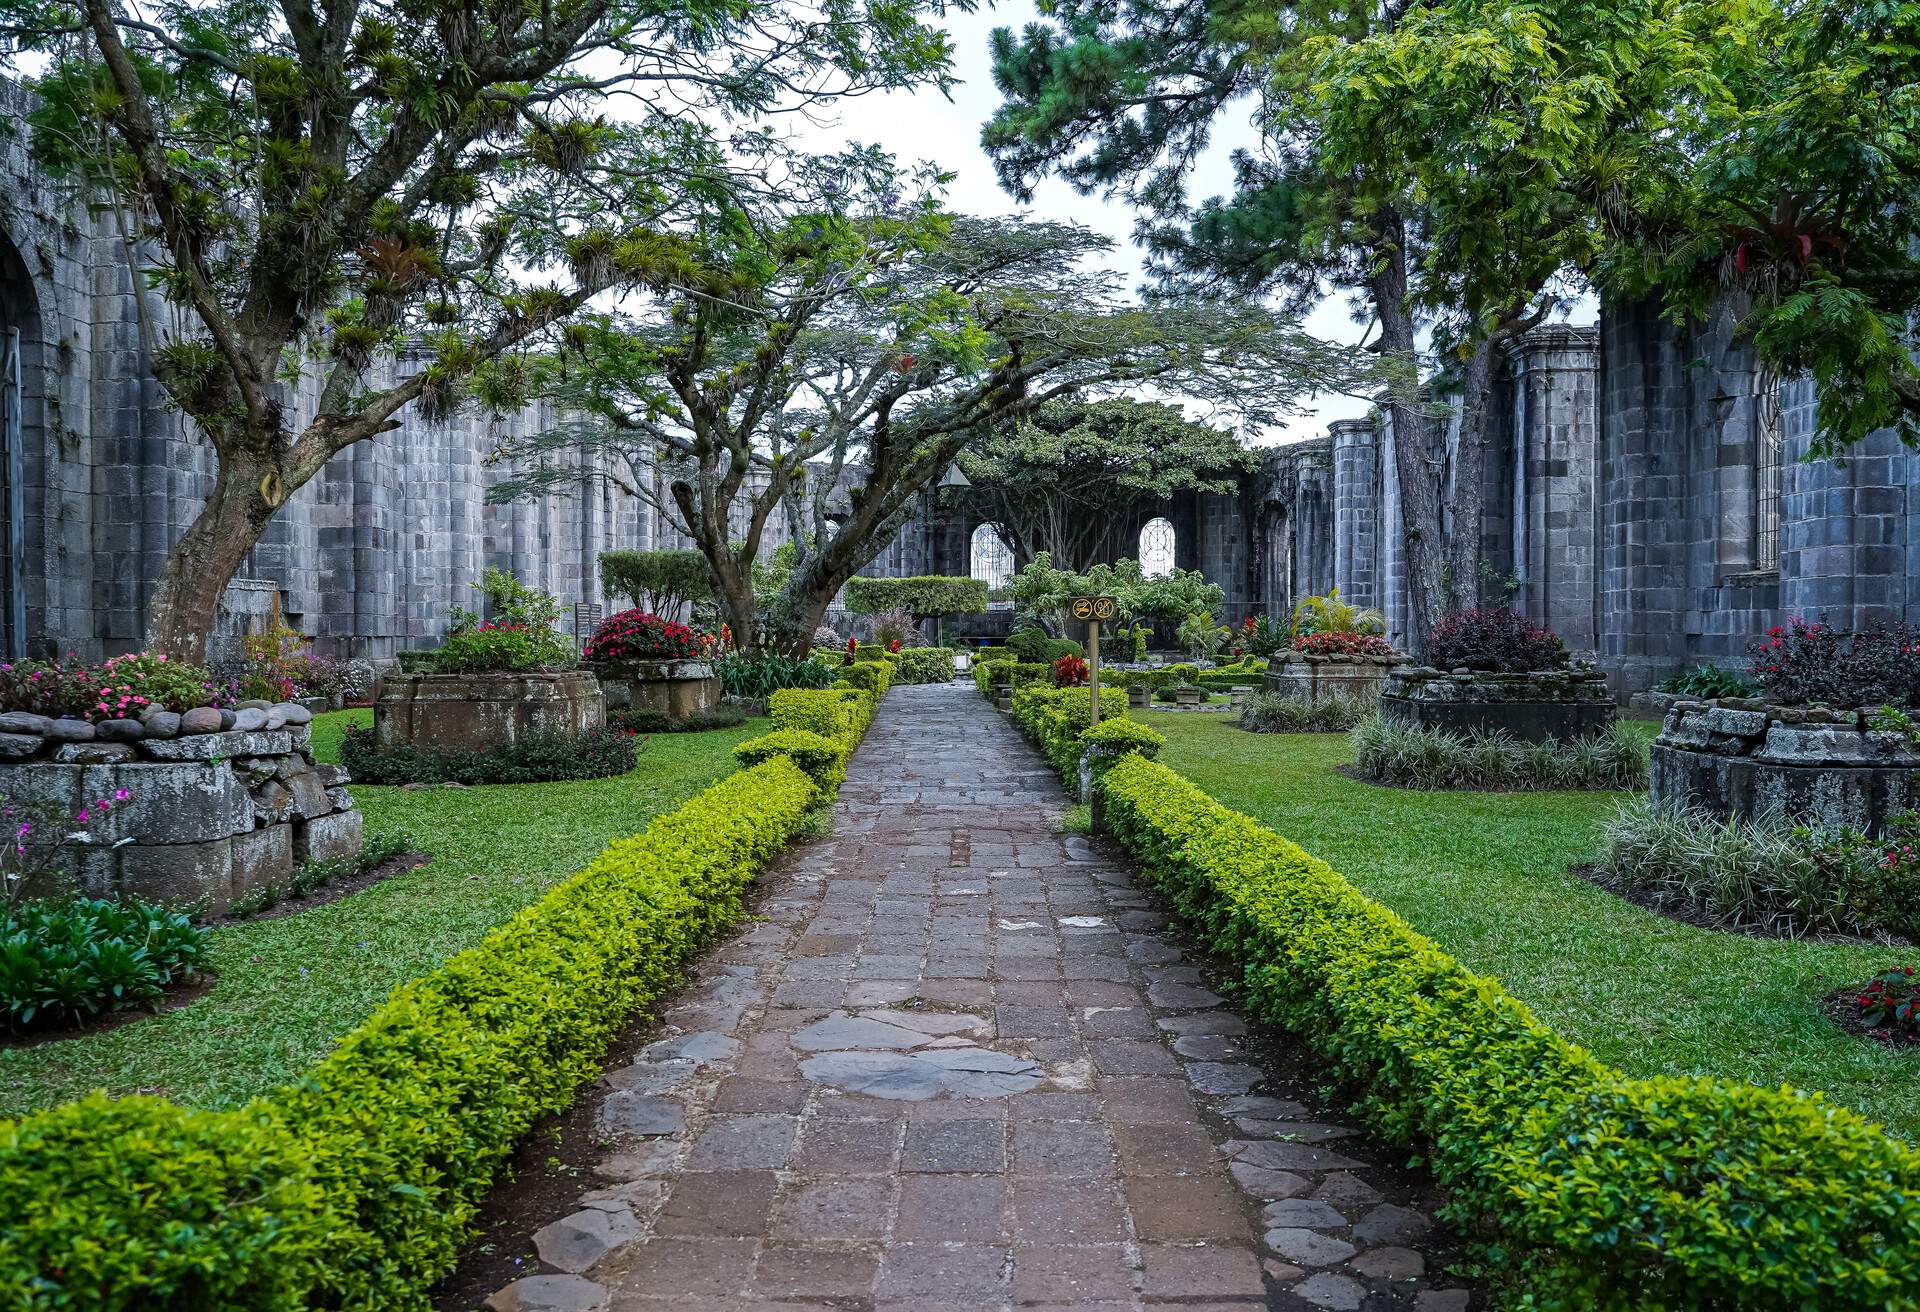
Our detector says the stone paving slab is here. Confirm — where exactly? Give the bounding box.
[483,683,1478,1311]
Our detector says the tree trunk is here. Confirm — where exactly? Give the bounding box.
[145,453,280,661]
[1369,216,1448,660]
[1445,337,1502,614]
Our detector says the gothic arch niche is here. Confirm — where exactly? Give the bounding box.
[0,230,39,660]
[1139,516,1176,578]
[969,522,1014,590]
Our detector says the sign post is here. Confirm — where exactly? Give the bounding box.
[1069,596,1120,725]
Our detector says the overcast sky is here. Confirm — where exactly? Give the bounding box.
[782,0,1378,443]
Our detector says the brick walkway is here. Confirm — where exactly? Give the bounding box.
[482,683,1477,1312]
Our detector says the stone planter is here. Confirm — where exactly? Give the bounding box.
[589,658,721,720]
[1173,687,1205,707]
[994,683,1014,711]
[1378,665,1615,743]
[373,670,604,753]
[1650,699,1920,834]
[1264,652,1400,703]
[0,705,361,916]
[1127,684,1152,710]
[1230,685,1255,708]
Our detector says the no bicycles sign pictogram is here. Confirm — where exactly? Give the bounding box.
[1069,595,1118,622]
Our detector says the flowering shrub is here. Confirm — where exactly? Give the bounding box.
[1424,607,1566,672]
[1853,967,1920,1045]
[1749,617,1920,707]
[0,652,226,720]
[1292,631,1396,658]
[1052,654,1090,687]
[812,625,841,648]
[583,609,701,662]
[240,624,344,702]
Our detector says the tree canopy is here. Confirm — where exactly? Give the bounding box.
[0,0,961,655]
[1008,553,1224,628]
[954,397,1251,572]
[489,189,1363,652]
[598,548,712,615]
[843,576,989,620]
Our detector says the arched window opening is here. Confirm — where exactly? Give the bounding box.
[1140,517,1176,579]
[970,523,1014,590]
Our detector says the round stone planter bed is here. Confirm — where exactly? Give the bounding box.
[0,701,363,919]
[588,659,721,723]
[373,670,605,752]
[1263,652,1399,703]
[1378,665,1616,743]
[1649,699,1920,835]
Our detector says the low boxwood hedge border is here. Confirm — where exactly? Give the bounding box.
[0,689,882,1309]
[1095,753,1920,1310]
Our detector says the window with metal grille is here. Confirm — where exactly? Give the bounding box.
[969,523,1013,589]
[1140,516,1176,578]
[1754,368,1783,571]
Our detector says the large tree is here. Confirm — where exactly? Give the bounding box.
[982,0,1610,647]
[954,396,1251,571]
[0,0,958,658]
[490,201,1361,653]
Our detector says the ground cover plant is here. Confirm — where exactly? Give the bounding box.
[608,706,751,735]
[1595,801,1920,943]
[1238,689,1369,733]
[1350,715,1649,790]
[1131,710,1920,1140]
[1654,663,1758,699]
[0,707,765,1113]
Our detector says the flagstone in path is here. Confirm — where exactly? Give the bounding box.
[478,683,1478,1312]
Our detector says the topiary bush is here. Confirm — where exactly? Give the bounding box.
[733,728,849,799]
[889,647,955,685]
[340,726,637,785]
[1097,753,1920,1311]
[1424,607,1566,672]
[834,658,892,700]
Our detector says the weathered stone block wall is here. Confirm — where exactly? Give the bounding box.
[1378,665,1616,743]
[1330,419,1380,615]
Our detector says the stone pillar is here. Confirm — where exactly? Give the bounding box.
[1502,324,1601,654]
[1330,419,1379,613]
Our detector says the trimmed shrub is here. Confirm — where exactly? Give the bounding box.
[771,687,865,742]
[842,575,989,621]
[597,547,712,614]
[340,726,638,785]
[607,706,749,735]
[1424,607,1566,672]
[834,658,892,700]
[0,756,819,1309]
[973,659,1049,697]
[1081,718,1165,785]
[1349,715,1647,791]
[1238,690,1368,734]
[733,729,848,798]
[1097,754,1920,1311]
[889,647,955,685]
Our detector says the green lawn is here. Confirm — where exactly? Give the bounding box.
[1135,711,1919,1142]
[0,709,765,1115]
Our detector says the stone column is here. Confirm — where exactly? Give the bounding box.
[1330,418,1379,611]
[1502,323,1601,654]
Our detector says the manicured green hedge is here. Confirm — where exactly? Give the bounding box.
[835,657,892,699]
[889,647,955,685]
[734,728,848,798]
[842,575,989,618]
[1096,754,1920,1311]
[0,682,895,1309]
[972,657,1049,697]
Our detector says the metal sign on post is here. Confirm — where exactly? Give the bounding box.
[1068,596,1119,724]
